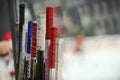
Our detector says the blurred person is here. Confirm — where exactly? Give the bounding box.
[0,1,14,80]
[74,35,84,53]
[0,31,14,80]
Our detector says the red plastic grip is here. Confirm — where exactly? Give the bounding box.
[31,22,37,58]
[49,27,58,68]
[46,7,54,39]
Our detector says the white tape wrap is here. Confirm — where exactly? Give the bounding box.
[49,69,56,80]
[37,13,46,51]
[56,38,64,80]
[22,24,28,55]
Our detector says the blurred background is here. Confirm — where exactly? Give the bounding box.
[0,0,120,80]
